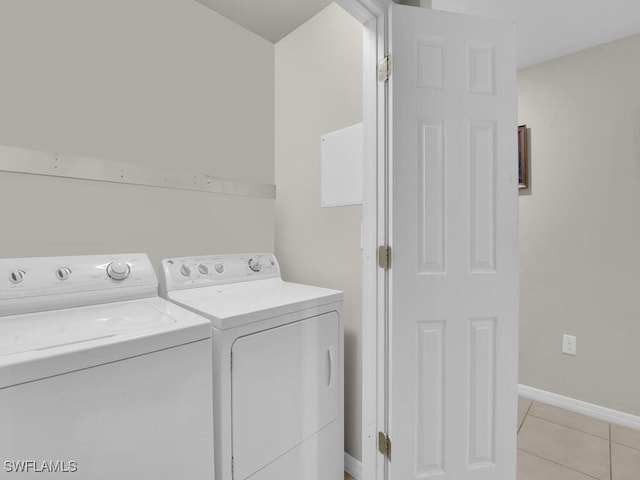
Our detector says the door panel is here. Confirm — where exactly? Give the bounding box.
[388,5,518,480]
[231,312,340,480]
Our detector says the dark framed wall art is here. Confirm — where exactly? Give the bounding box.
[518,124,529,189]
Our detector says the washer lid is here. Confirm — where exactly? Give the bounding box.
[0,297,210,388]
[167,278,343,330]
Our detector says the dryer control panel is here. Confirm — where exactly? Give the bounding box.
[160,253,280,293]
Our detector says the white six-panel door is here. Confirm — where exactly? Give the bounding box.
[388,5,518,480]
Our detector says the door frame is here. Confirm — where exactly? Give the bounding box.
[335,1,391,479]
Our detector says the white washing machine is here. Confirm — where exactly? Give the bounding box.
[159,253,344,480]
[0,254,214,479]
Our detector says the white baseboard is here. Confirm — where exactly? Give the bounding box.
[519,384,640,430]
[344,452,362,479]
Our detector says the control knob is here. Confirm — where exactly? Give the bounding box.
[214,263,224,274]
[180,264,192,277]
[106,261,130,281]
[56,267,72,281]
[9,270,26,284]
[248,258,262,273]
[198,264,209,275]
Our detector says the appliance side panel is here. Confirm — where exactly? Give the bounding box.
[0,340,214,480]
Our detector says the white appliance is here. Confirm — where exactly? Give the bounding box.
[0,254,214,479]
[159,253,344,480]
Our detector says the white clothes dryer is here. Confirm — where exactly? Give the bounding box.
[159,253,343,480]
[0,254,214,479]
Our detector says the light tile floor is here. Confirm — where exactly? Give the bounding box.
[345,398,640,480]
[518,396,640,480]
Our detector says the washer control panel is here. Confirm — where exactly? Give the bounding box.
[161,253,280,292]
[0,254,157,315]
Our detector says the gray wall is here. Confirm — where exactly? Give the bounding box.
[275,3,364,460]
[0,0,275,265]
[518,33,640,414]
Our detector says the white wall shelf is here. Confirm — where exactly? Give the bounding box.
[0,145,276,200]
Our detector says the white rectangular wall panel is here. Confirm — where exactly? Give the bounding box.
[321,123,363,207]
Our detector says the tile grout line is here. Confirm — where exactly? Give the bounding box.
[518,448,602,480]
[520,401,610,480]
[516,398,534,435]
[520,399,640,479]
[529,399,640,452]
[526,411,610,441]
[609,423,640,452]
[609,424,612,480]
[611,439,640,452]
[517,399,532,435]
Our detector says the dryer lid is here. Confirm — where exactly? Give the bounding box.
[167,278,343,330]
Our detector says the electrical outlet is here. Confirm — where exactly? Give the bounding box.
[562,334,577,355]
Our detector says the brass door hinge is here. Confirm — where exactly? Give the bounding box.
[378,431,391,460]
[378,54,391,82]
[378,245,392,269]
